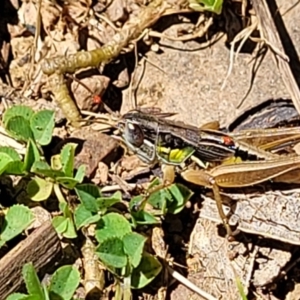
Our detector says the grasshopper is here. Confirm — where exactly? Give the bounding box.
[124,110,300,161]
[121,110,300,162]
[119,111,300,236]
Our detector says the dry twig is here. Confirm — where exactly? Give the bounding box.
[41,0,169,127]
[252,0,300,115]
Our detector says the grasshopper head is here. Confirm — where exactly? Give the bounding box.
[117,119,145,148]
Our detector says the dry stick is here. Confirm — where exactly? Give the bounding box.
[252,0,300,115]
[281,0,300,16]
[167,266,217,300]
[41,0,168,75]
[42,0,168,127]
[49,73,82,127]
[81,235,105,296]
[222,19,258,93]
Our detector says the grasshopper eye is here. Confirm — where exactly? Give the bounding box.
[124,122,144,147]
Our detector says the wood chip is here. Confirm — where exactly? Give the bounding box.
[0,221,62,299]
[72,128,119,178]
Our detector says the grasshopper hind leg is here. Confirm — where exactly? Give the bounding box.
[211,182,233,237]
[181,168,233,237]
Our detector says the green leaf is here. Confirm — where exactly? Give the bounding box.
[52,203,77,239]
[52,216,68,235]
[0,145,25,174]
[60,143,77,177]
[123,232,146,268]
[3,105,34,127]
[74,165,86,183]
[130,211,159,226]
[96,237,127,269]
[129,195,146,212]
[95,213,132,243]
[0,152,14,175]
[22,263,44,299]
[0,205,34,246]
[6,293,33,300]
[4,161,25,175]
[63,218,77,239]
[167,183,193,214]
[0,212,4,230]
[147,177,161,191]
[189,0,223,14]
[24,139,41,172]
[49,265,80,300]
[27,177,53,201]
[59,202,71,218]
[13,296,40,300]
[31,161,64,179]
[0,146,21,160]
[74,204,100,229]
[146,183,193,215]
[96,191,122,212]
[31,160,50,172]
[147,186,172,214]
[75,184,101,213]
[56,177,79,189]
[30,110,55,145]
[6,116,34,142]
[236,276,248,300]
[131,252,162,289]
